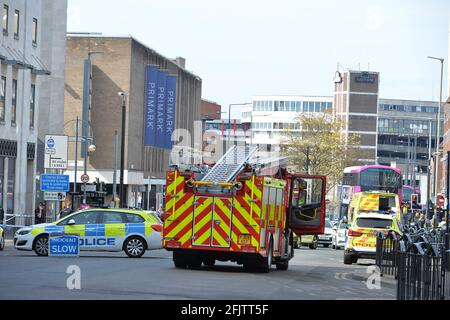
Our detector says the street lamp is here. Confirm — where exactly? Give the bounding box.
[118,92,127,208]
[427,56,444,205]
[63,117,95,210]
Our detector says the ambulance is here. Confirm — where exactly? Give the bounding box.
[343,191,401,264]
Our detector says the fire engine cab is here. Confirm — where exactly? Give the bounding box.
[163,146,326,272]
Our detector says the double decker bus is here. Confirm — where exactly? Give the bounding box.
[338,165,402,220]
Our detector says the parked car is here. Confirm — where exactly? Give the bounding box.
[332,220,348,250]
[293,233,318,250]
[317,219,333,248]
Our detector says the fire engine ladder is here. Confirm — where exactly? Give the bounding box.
[201,145,258,183]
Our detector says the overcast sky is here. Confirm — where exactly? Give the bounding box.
[67,0,450,119]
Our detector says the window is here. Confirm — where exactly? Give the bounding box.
[356,218,392,229]
[2,5,8,34]
[0,76,5,122]
[58,211,99,225]
[101,211,125,224]
[32,18,37,45]
[274,101,279,111]
[30,84,35,128]
[13,9,18,39]
[11,79,17,125]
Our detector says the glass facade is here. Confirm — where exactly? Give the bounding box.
[379,104,438,113]
[378,118,441,135]
[253,100,331,113]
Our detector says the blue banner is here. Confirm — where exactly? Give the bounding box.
[144,65,158,146]
[165,75,177,149]
[155,71,167,148]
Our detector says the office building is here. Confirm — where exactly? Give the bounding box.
[0,0,66,226]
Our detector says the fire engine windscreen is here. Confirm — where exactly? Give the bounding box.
[290,178,324,228]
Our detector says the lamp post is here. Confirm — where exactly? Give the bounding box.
[119,92,127,208]
[63,117,95,210]
[427,56,444,205]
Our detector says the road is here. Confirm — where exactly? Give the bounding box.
[0,241,396,300]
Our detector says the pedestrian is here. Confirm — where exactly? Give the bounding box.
[34,202,45,224]
[58,204,72,220]
[401,202,410,227]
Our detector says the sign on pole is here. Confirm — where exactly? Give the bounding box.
[49,235,80,257]
[44,135,68,169]
[80,174,90,183]
[41,174,70,192]
[44,192,67,201]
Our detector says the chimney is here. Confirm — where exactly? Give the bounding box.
[175,56,186,68]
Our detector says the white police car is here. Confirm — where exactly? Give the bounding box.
[14,208,163,257]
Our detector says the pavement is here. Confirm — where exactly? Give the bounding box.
[0,240,397,300]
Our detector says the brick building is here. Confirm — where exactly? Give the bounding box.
[63,35,202,209]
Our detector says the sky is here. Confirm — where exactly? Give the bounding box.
[67,0,450,120]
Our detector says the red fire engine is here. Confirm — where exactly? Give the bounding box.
[163,146,326,272]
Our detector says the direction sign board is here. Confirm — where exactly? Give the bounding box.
[49,235,80,257]
[44,192,67,201]
[41,174,70,192]
[44,135,68,169]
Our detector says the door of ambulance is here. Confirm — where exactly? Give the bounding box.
[288,175,326,236]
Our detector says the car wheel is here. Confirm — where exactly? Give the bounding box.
[260,239,273,273]
[276,259,289,271]
[173,250,188,269]
[344,252,354,265]
[124,236,147,258]
[33,235,49,256]
[336,246,341,250]
[0,234,4,250]
[309,236,318,250]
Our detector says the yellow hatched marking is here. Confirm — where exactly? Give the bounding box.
[213,229,228,247]
[243,192,261,217]
[192,198,213,245]
[166,175,184,194]
[165,196,195,238]
[246,180,262,200]
[213,200,231,247]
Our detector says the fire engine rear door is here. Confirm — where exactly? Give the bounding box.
[288,175,326,236]
[192,196,214,246]
[211,197,232,248]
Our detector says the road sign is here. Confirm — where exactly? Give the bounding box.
[437,194,445,207]
[81,174,90,183]
[81,184,96,192]
[41,174,70,192]
[44,192,67,201]
[49,235,80,257]
[44,135,68,169]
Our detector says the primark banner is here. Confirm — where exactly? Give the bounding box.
[144,65,177,149]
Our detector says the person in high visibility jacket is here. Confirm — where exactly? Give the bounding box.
[402,202,411,227]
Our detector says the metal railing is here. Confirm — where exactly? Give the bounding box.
[376,225,450,300]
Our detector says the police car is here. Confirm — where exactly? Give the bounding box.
[0,226,4,250]
[14,208,163,258]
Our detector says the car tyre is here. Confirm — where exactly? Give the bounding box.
[309,236,318,250]
[33,235,49,256]
[259,239,273,273]
[124,236,147,258]
[173,250,188,269]
[276,259,289,271]
[0,234,4,251]
[344,252,354,265]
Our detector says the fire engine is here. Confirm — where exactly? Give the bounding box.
[163,146,326,272]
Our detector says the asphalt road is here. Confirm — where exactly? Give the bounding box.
[0,241,396,300]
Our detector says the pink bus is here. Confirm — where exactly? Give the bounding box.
[338,165,402,219]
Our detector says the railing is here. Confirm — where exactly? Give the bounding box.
[376,225,450,300]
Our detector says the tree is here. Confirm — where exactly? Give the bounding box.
[281,112,367,195]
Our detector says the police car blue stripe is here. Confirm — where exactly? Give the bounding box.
[126,223,145,235]
[96,224,105,237]
[85,224,99,237]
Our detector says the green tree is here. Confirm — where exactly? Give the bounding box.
[282,112,367,195]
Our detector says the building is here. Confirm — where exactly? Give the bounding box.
[243,71,442,198]
[0,0,66,226]
[334,70,379,164]
[200,99,221,120]
[377,98,441,192]
[63,35,202,210]
[242,95,333,149]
